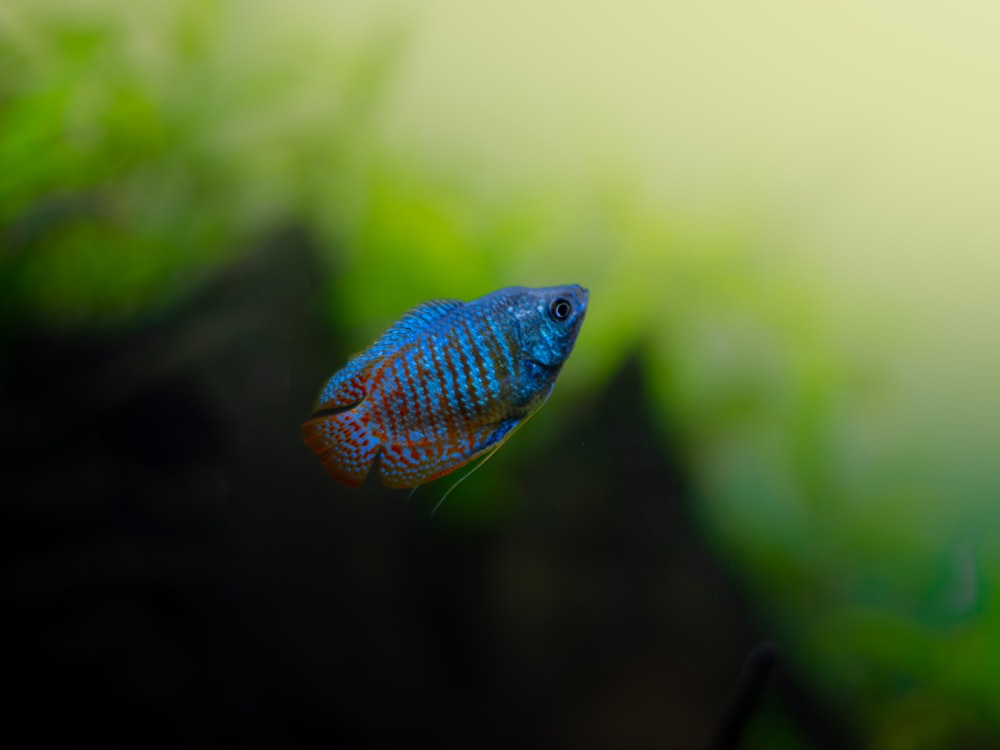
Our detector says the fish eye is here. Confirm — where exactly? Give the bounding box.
[549,297,572,322]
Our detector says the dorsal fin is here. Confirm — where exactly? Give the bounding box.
[368,298,464,354]
[314,298,463,411]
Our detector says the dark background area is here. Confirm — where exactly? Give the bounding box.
[3,235,843,749]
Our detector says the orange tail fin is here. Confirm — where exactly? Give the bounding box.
[301,409,380,488]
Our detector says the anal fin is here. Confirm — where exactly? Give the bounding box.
[378,417,523,489]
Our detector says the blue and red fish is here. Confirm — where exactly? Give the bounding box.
[302,285,588,489]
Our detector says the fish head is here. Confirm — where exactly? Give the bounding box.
[513,284,589,368]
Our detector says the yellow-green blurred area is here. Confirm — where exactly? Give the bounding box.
[4,1,1000,747]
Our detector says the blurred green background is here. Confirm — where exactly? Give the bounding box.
[4,1,1000,748]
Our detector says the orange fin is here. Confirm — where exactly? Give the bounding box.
[378,417,523,489]
[301,409,380,488]
[313,367,370,412]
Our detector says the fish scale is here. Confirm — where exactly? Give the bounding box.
[302,285,588,490]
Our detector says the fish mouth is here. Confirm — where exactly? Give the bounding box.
[560,284,588,311]
[575,286,589,319]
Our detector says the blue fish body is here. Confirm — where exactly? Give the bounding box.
[302,285,588,488]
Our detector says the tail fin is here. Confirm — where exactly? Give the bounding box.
[301,409,380,488]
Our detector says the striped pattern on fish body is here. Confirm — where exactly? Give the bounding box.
[302,285,588,489]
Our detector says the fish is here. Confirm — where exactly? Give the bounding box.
[302,284,588,490]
